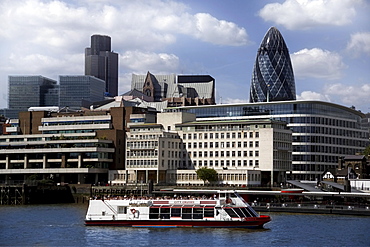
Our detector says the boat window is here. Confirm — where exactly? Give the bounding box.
[182,207,192,219]
[224,208,238,218]
[204,207,214,217]
[233,208,245,217]
[117,206,127,214]
[149,207,159,219]
[246,207,259,217]
[160,207,170,219]
[171,208,181,217]
[240,207,252,217]
[193,207,203,219]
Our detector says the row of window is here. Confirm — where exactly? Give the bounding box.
[185,141,259,149]
[183,131,259,140]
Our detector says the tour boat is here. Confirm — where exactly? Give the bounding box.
[85,190,271,228]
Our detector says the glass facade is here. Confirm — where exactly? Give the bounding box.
[250,27,296,103]
[8,76,58,110]
[59,76,105,110]
[168,100,369,180]
[6,76,58,118]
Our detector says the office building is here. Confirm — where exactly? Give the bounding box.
[0,107,126,185]
[59,75,105,110]
[250,27,296,103]
[168,100,368,181]
[85,35,119,96]
[6,76,58,119]
[110,111,292,186]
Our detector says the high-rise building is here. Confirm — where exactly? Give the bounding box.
[59,76,105,110]
[250,27,296,103]
[6,75,58,118]
[85,35,119,97]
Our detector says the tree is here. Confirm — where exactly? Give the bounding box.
[362,145,370,156]
[196,167,218,183]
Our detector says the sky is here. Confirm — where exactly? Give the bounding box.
[0,0,369,112]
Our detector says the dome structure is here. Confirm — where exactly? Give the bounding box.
[249,27,296,103]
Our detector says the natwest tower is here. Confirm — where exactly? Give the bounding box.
[85,34,119,97]
[250,27,296,103]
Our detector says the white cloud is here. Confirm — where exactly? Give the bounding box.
[0,0,250,108]
[291,48,346,80]
[259,0,362,30]
[323,83,370,108]
[191,13,249,46]
[346,32,370,57]
[296,91,330,101]
[121,51,179,73]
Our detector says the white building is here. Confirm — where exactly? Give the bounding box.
[110,112,292,187]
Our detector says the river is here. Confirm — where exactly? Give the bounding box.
[0,204,369,247]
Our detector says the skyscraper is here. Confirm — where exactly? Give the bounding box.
[85,35,118,97]
[250,27,296,103]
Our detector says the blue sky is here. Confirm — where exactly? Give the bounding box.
[0,0,369,112]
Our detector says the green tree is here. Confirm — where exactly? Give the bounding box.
[362,145,370,156]
[196,167,218,183]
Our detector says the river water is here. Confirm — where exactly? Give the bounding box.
[0,204,369,247]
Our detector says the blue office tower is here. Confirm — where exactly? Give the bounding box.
[250,27,296,103]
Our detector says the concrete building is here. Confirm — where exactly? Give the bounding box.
[85,34,119,97]
[110,111,292,187]
[0,107,126,185]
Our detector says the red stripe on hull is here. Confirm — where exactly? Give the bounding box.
[85,216,270,228]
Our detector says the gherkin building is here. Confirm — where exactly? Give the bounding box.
[249,27,296,103]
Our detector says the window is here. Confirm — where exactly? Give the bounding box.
[255,141,259,147]
[255,132,259,138]
[249,141,253,147]
[249,132,253,138]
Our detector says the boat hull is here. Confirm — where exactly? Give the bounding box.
[85,216,271,228]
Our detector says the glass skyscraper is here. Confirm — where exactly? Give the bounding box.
[250,27,296,103]
[85,35,119,97]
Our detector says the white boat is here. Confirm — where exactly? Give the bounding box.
[85,190,271,228]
